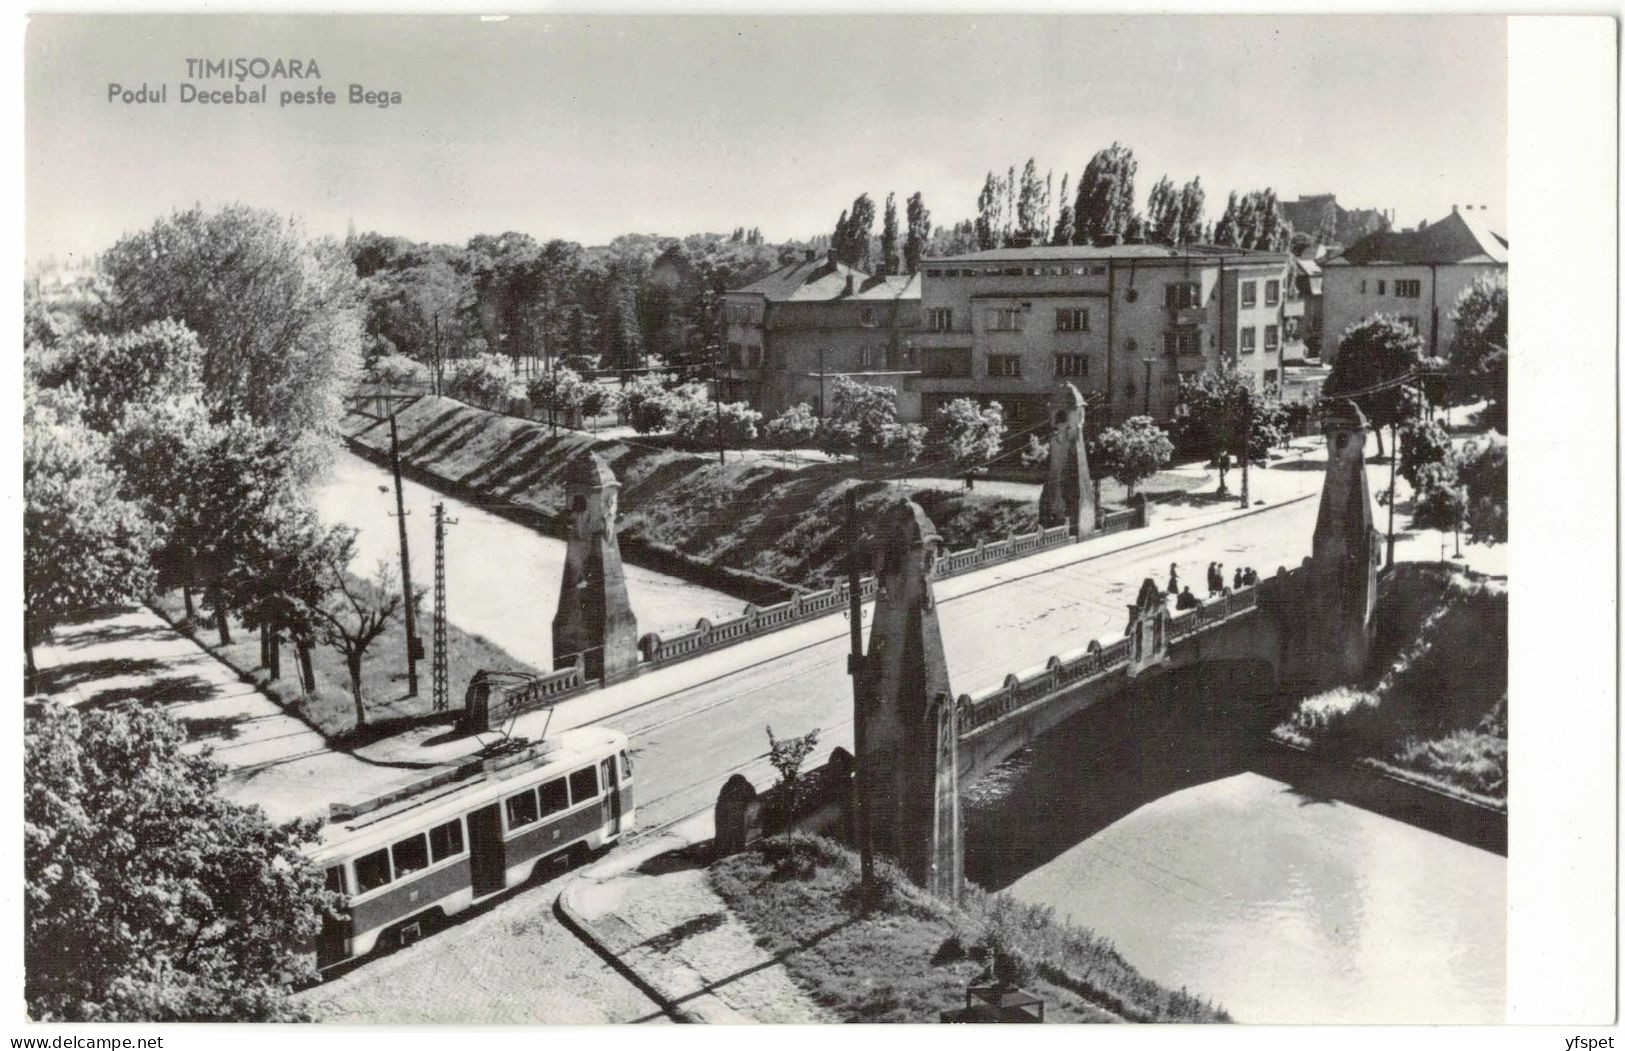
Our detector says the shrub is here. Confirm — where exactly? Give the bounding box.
[364,351,428,391]
[444,353,518,408]
[765,402,820,449]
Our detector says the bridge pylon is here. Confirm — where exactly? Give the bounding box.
[1038,383,1097,537]
[553,453,640,684]
[859,500,962,901]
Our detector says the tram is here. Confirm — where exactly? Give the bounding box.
[308,726,634,969]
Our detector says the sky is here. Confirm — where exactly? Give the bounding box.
[24,14,1507,265]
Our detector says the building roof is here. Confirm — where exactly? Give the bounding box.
[851,272,921,301]
[1323,210,1508,267]
[730,255,871,302]
[926,242,1287,265]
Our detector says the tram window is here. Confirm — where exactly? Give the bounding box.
[355,849,392,894]
[391,833,429,878]
[569,766,599,804]
[538,778,569,817]
[325,864,348,895]
[506,789,540,829]
[620,751,633,779]
[428,819,464,863]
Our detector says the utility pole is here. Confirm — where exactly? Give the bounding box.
[388,413,420,696]
[1141,358,1153,417]
[712,352,725,466]
[819,347,828,424]
[432,502,457,711]
[844,487,874,896]
[1240,394,1251,507]
[432,314,442,397]
[1386,424,1398,566]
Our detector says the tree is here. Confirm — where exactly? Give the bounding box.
[25,702,327,1021]
[1146,175,1182,245]
[1324,314,1432,454]
[27,320,203,434]
[1457,436,1507,545]
[1447,271,1508,432]
[1050,173,1075,247]
[1094,417,1173,498]
[1175,363,1280,463]
[975,172,1004,251]
[363,352,428,391]
[821,376,922,461]
[669,397,763,449]
[595,275,643,372]
[445,352,519,408]
[617,373,679,434]
[933,397,1006,477]
[1397,396,1453,491]
[310,553,402,728]
[98,204,362,470]
[765,403,820,449]
[904,192,931,275]
[1074,143,1138,245]
[1409,456,1468,554]
[879,192,900,277]
[1016,158,1045,240]
[528,366,588,426]
[24,387,157,678]
[831,194,876,269]
[1177,177,1207,246]
[1213,191,1240,247]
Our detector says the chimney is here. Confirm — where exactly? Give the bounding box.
[843,274,855,296]
[1451,204,1458,215]
[804,248,817,262]
[1007,232,1034,249]
[826,248,840,268]
[1097,233,1120,247]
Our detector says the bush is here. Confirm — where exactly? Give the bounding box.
[1094,416,1173,497]
[364,352,427,390]
[670,397,762,449]
[444,353,518,408]
[765,403,820,449]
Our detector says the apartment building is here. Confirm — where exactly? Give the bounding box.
[1320,207,1508,364]
[718,250,921,418]
[912,243,1293,432]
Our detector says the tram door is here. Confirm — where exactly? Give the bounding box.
[599,757,621,836]
[466,803,507,897]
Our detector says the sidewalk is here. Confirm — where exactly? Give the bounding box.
[31,607,403,824]
[558,821,831,1024]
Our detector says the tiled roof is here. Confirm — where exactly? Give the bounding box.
[1323,211,1508,267]
[926,243,1287,264]
[730,256,870,302]
[852,272,921,301]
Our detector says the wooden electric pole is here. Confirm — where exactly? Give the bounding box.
[388,413,420,697]
[432,502,456,711]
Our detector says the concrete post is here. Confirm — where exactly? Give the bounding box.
[861,500,961,899]
[1307,400,1383,683]
[552,453,640,684]
[1038,383,1097,538]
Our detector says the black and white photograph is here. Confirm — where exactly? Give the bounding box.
[14,10,1615,1034]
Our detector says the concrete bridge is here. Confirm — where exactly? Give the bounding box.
[855,398,1382,899]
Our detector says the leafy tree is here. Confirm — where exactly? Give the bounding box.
[669,396,763,449]
[528,366,589,425]
[445,352,519,408]
[1324,314,1432,454]
[25,702,327,1021]
[229,503,348,691]
[831,194,876,269]
[1457,436,1507,545]
[765,724,821,835]
[932,397,1006,475]
[1021,434,1050,469]
[1213,191,1240,246]
[23,387,157,678]
[1016,158,1045,240]
[98,204,362,469]
[1410,458,1468,544]
[1073,143,1138,245]
[27,320,203,433]
[975,172,1004,251]
[595,274,643,372]
[310,550,402,727]
[766,402,820,449]
[1146,175,1182,245]
[822,376,900,456]
[1447,271,1508,431]
[1094,416,1173,497]
[618,374,680,433]
[1050,174,1075,247]
[1175,363,1282,463]
[903,192,931,275]
[1177,177,1207,246]
[879,192,900,277]
[1397,395,1453,490]
[362,352,428,391]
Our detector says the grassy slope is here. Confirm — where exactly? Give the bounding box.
[345,397,1040,591]
[1274,564,1508,807]
[708,835,1228,1024]
[150,581,537,743]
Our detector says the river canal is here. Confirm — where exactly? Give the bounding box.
[312,449,746,671]
[964,679,1505,1025]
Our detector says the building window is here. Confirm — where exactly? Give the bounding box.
[1054,354,1089,377]
[1360,279,1368,294]
[987,354,1022,378]
[925,268,943,277]
[927,307,954,332]
[1395,279,1422,298]
[726,341,743,366]
[1240,327,1257,354]
[1264,325,1280,352]
[859,306,878,327]
[1265,280,1281,307]
[1055,307,1090,332]
[1377,280,1387,295]
[746,345,763,367]
[1163,329,1200,356]
[1399,315,1421,334]
[985,308,1024,332]
[1264,369,1280,385]
[1241,281,1258,308]
[1164,282,1201,309]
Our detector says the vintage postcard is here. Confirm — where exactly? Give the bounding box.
[15,10,1616,1036]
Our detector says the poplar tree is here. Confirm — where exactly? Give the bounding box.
[975,172,1003,251]
[879,192,900,277]
[1147,175,1182,245]
[1178,177,1207,246]
[1073,143,1138,245]
[1051,173,1075,246]
[904,192,931,275]
[1016,158,1044,240]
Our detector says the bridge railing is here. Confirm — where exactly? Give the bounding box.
[638,512,1145,672]
[957,579,1265,737]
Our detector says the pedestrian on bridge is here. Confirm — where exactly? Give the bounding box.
[1176,586,1200,610]
[1167,563,1180,596]
[1233,566,1244,591]
[1206,562,1220,596]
